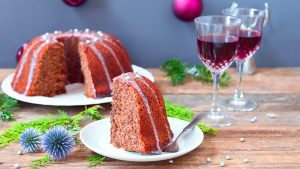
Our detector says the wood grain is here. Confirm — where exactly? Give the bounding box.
[0,68,300,169]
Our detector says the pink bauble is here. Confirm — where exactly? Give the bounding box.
[63,0,86,7]
[173,0,203,21]
[16,43,26,63]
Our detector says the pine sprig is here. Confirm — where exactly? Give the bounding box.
[0,94,19,121]
[87,154,106,167]
[160,59,231,86]
[30,155,53,169]
[165,99,218,135]
[160,59,187,85]
[0,106,102,148]
[188,65,231,86]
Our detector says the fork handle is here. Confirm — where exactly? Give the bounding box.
[174,114,204,142]
[183,114,204,131]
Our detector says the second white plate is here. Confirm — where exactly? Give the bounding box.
[80,117,204,162]
[1,65,154,106]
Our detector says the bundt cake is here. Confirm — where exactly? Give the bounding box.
[11,29,133,98]
[110,72,173,154]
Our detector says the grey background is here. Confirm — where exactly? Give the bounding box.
[0,0,299,68]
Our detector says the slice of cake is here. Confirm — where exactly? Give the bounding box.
[110,73,173,154]
[12,36,67,97]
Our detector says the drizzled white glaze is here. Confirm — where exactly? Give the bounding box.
[139,77,172,142]
[88,43,113,89]
[13,39,42,88]
[101,37,129,62]
[120,74,162,152]
[24,41,51,95]
[72,31,125,73]
[98,41,125,73]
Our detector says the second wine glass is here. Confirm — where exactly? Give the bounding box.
[221,8,265,112]
[194,16,241,127]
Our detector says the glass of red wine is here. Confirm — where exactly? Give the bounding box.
[194,16,241,127]
[221,8,265,112]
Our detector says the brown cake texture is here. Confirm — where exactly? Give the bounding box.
[110,72,173,154]
[11,29,133,98]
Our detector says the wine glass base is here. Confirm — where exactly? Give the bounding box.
[221,98,257,112]
[201,112,236,127]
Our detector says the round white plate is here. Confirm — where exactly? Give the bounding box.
[1,65,154,106]
[80,117,204,162]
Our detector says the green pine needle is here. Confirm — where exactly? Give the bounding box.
[87,154,106,167]
[160,59,231,86]
[187,65,231,87]
[0,94,19,121]
[165,99,218,136]
[0,106,102,148]
[160,59,187,85]
[30,155,54,169]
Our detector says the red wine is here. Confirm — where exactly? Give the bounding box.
[236,30,262,61]
[197,34,238,72]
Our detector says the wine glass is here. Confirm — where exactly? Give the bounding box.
[194,16,241,127]
[221,8,265,111]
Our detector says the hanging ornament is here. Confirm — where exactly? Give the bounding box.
[63,0,87,7]
[173,0,203,21]
[16,43,27,64]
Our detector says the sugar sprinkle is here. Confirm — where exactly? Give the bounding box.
[266,113,278,119]
[240,137,245,142]
[250,117,257,123]
[226,155,232,160]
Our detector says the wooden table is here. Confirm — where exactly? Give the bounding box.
[1,68,300,168]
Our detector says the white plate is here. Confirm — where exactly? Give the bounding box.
[80,117,204,162]
[1,65,154,106]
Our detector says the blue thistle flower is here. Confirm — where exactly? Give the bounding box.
[42,126,75,160]
[20,128,41,153]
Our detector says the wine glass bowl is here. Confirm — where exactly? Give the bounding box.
[221,8,265,112]
[197,34,238,73]
[194,16,241,127]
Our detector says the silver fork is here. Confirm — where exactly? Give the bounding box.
[151,114,204,155]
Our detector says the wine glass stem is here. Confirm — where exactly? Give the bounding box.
[210,72,222,117]
[234,60,244,100]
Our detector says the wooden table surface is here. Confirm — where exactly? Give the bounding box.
[1,68,300,169]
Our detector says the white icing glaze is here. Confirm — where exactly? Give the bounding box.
[125,75,130,80]
[13,38,42,88]
[85,40,91,44]
[121,74,162,152]
[135,73,141,78]
[97,31,103,36]
[139,77,172,142]
[72,31,127,63]
[24,41,51,95]
[97,40,125,73]
[88,43,113,89]
[75,31,125,73]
